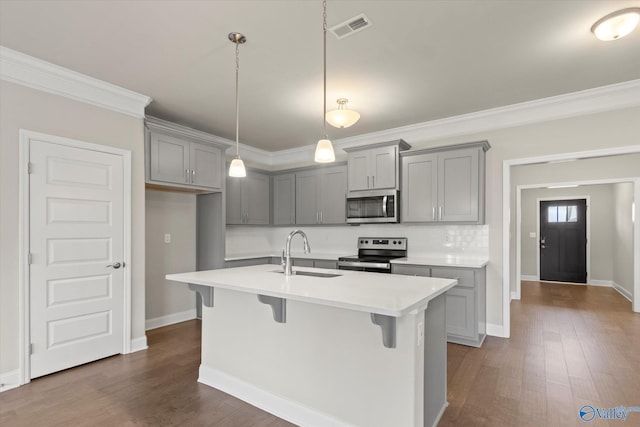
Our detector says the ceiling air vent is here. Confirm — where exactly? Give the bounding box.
[329,14,372,40]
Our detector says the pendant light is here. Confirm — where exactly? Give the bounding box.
[591,8,640,41]
[314,0,336,163]
[326,98,360,128]
[228,32,247,177]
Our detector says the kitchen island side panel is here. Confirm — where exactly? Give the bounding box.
[199,288,426,427]
[424,293,447,427]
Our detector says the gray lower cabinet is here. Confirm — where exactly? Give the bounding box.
[391,263,486,347]
[401,141,489,224]
[295,165,347,225]
[226,171,270,225]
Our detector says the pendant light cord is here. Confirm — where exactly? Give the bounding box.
[235,41,240,157]
[322,0,328,140]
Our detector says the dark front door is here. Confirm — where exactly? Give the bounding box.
[540,199,587,283]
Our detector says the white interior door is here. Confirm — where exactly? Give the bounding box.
[29,140,125,379]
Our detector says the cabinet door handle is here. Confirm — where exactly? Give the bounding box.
[432,207,436,221]
[320,211,323,223]
[191,169,195,182]
[185,169,190,183]
[438,206,442,221]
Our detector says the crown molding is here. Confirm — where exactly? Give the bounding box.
[0,46,151,118]
[3,43,636,167]
[256,79,640,169]
[146,116,233,149]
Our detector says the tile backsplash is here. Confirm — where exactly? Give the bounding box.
[226,224,488,257]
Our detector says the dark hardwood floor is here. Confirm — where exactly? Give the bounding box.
[1,281,638,426]
[439,281,639,427]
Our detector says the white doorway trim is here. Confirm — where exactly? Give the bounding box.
[503,144,640,338]
[18,130,132,385]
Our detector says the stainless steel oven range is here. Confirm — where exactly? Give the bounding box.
[337,237,407,273]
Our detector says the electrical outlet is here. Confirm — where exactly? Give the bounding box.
[417,322,424,346]
[164,233,171,243]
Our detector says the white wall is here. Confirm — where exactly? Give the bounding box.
[0,80,146,377]
[145,190,197,328]
[613,183,634,296]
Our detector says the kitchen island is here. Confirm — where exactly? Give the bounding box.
[167,264,457,427]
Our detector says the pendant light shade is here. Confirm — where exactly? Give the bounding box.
[591,8,640,41]
[314,139,336,163]
[228,32,247,177]
[229,156,246,177]
[326,98,360,128]
[314,0,336,164]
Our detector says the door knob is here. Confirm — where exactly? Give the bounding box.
[106,262,122,269]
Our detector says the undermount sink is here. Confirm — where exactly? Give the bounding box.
[272,270,341,278]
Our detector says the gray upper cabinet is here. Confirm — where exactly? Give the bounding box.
[146,118,224,191]
[401,141,489,224]
[273,173,296,225]
[345,140,410,192]
[226,171,270,225]
[295,165,347,225]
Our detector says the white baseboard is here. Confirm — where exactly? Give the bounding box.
[145,308,197,331]
[130,335,148,353]
[486,323,507,338]
[612,281,633,302]
[520,275,538,281]
[589,279,613,287]
[198,364,351,427]
[0,369,21,393]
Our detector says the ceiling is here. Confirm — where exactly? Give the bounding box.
[1,1,639,152]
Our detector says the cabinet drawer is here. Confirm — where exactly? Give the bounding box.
[430,267,475,288]
[225,258,271,268]
[314,260,338,269]
[391,264,430,277]
[446,287,476,338]
[292,258,315,268]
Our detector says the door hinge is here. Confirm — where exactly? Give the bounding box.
[27,162,33,174]
[28,253,33,265]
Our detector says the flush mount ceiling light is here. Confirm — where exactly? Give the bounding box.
[591,8,640,41]
[314,0,336,163]
[326,98,360,128]
[228,32,247,178]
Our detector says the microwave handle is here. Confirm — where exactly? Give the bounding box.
[382,195,388,217]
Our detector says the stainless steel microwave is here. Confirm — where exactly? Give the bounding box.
[346,190,399,224]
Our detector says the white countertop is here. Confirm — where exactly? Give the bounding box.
[224,252,349,262]
[391,254,489,268]
[167,264,456,317]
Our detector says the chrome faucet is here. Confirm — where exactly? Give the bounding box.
[281,229,311,276]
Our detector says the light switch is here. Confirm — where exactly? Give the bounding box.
[164,233,171,243]
[529,232,536,238]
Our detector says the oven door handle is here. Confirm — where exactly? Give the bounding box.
[337,261,391,270]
